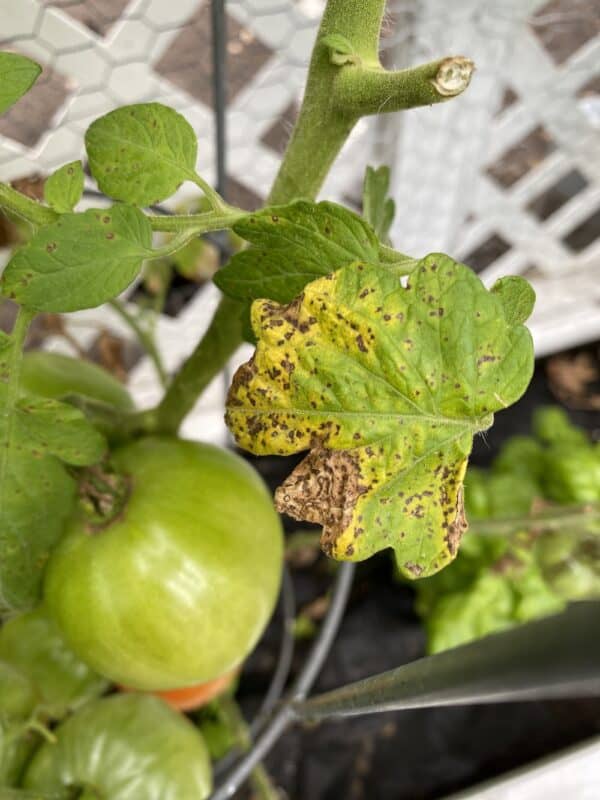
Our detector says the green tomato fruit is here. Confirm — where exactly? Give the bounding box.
[45,437,283,690]
[0,719,39,788]
[21,351,134,410]
[0,663,39,788]
[0,607,107,719]
[0,661,37,721]
[23,693,212,800]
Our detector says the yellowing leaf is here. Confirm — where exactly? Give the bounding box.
[226,255,535,578]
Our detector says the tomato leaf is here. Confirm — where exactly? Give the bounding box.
[215,200,380,304]
[0,388,106,466]
[226,255,535,578]
[491,275,536,326]
[0,451,76,614]
[43,161,84,213]
[362,165,395,243]
[85,103,198,206]
[0,52,41,115]
[0,205,152,312]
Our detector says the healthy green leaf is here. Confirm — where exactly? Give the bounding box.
[226,254,535,578]
[419,556,564,654]
[215,200,380,304]
[321,33,361,65]
[491,275,535,326]
[0,52,41,116]
[85,103,198,206]
[0,205,153,312]
[43,161,84,213]
[362,165,395,242]
[0,451,76,614]
[0,386,106,466]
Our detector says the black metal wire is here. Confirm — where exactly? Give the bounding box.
[214,564,297,779]
[209,563,355,800]
[252,565,297,728]
[211,0,227,200]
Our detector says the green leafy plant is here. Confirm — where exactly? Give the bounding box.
[0,0,550,794]
[415,407,600,653]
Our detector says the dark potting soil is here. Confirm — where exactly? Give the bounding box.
[237,351,600,800]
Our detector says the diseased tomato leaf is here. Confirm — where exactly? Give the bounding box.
[0,451,76,614]
[85,103,198,206]
[362,165,395,243]
[44,160,84,213]
[226,255,535,578]
[0,205,152,312]
[0,387,106,466]
[215,201,380,305]
[0,52,41,116]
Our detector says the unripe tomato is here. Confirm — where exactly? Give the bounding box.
[23,694,212,800]
[0,661,36,721]
[44,437,283,690]
[0,607,107,718]
[20,351,134,410]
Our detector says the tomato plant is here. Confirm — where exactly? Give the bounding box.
[4,0,589,795]
[23,693,212,800]
[44,437,283,690]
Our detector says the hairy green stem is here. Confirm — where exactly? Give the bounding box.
[0,182,57,226]
[147,209,245,233]
[215,695,281,800]
[268,0,472,203]
[151,295,243,434]
[108,299,168,388]
[0,307,35,493]
[127,0,474,436]
[472,503,600,537]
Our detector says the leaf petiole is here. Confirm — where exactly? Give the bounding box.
[190,170,231,215]
[147,207,246,234]
[0,181,57,227]
[107,299,168,388]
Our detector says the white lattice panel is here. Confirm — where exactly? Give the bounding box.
[0,0,598,446]
[382,0,600,356]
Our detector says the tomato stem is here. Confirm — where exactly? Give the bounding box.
[0,306,35,499]
[136,0,474,434]
[72,460,132,532]
[108,298,168,389]
[214,695,282,800]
